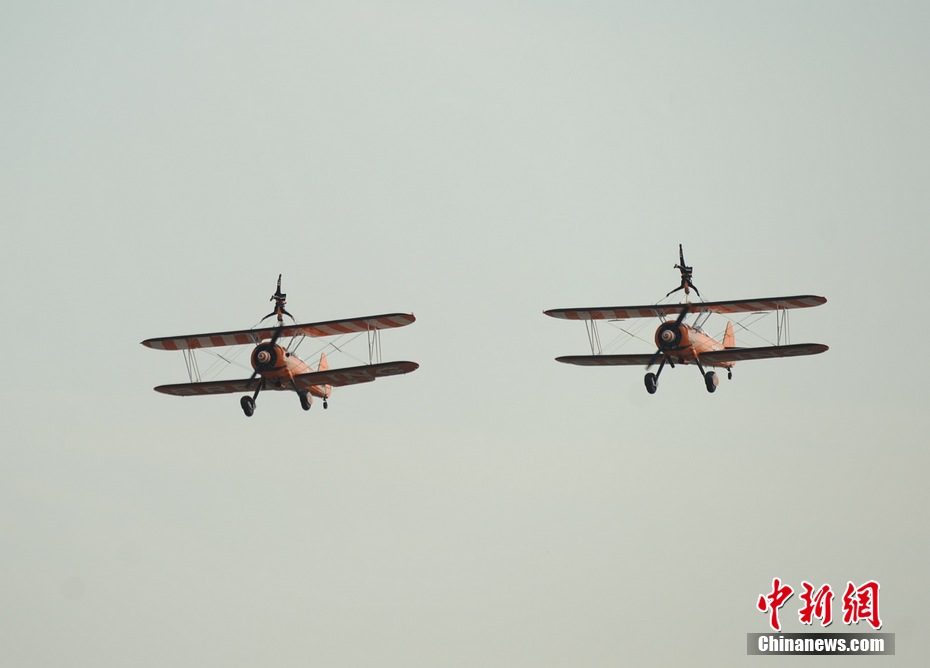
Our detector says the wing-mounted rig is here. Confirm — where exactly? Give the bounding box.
[262,274,294,326]
[142,276,419,417]
[666,243,701,299]
[545,246,828,394]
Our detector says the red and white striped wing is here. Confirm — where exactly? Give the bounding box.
[287,313,416,338]
[699,295,827,314]
[544,295,826,321]
[143,331,263,351]
[545,305,683,320]
[142,313,416,350]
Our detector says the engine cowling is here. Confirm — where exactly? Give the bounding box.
[251,343,286,372]
[655,322,688,351]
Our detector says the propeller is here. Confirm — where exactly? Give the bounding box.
[249,324,285,382]
[646,305,690,369]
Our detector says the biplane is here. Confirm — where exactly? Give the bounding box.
[544,245,828,394]
[142,276,418,416]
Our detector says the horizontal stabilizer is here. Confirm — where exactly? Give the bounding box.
[142,313,416,350]
[545,295,826,321]
[698,343,828,364]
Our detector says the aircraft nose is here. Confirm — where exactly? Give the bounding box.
[257,350,272,364]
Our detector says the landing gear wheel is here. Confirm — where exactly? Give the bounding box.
[299,392,312,411]
[704,371,718,393]
[644,372,658,395]
[240,395,255,417]
[323,399,329,409]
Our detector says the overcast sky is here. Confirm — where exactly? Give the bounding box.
[2,2,928,665]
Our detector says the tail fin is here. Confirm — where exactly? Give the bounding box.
[723,321,735,348]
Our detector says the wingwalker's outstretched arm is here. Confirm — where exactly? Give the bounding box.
[666,243,702,298]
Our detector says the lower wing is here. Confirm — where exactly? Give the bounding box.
[293,361,419,389]
[698,343,828,364]
[155,378,259,396]
[555,354,656,367]
[153,361,419,396]
[555,343,828,368]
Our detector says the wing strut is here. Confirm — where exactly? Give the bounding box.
[368,324,383,364]
[183,349,201,383]
[586,320,602,355]
[776,305,789,345]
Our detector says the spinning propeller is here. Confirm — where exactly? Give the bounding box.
[249,325,285,382]
[646,305,690,369]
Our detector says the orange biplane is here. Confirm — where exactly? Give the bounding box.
[544,246,828,394]
[142,276,418,416]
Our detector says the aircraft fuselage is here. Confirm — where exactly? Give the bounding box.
[654,322,734,369]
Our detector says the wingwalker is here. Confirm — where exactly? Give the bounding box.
[544,246,828,394]
[142,275,419,416]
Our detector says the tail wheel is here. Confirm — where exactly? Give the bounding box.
[644,372,658,394]
[323,399,329,410]
[240,395,255,417]
[704,371,718,393]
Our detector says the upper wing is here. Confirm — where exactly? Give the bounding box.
[155,378,259,396]
[293,361,419,389]
[695,295,827,315]
[141,313,416,350]
[698,343,828,364]
[544,295,826,321]
[555,354,656,367]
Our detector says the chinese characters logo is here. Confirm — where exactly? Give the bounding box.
[757,578,882,631]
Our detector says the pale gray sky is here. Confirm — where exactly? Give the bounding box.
[2,1,928,665]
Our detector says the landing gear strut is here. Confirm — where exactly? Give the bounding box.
[644,357,668,394]
[694,359,718,394]
[241,378,264,417]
